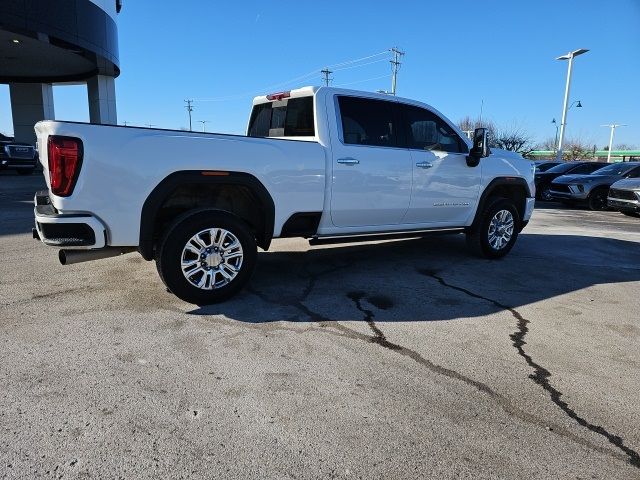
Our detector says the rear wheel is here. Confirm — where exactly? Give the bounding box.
[588,187,609,211]
[155,210,257,304]
[466,198,520,259]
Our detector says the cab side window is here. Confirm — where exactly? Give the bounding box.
[399,104,467,153]
[338,96,398,147]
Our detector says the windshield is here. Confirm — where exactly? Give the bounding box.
[545,163,577,174]
[535,162,560,172]
[590,163,637,176]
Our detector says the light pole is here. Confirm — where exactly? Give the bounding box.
[551,119,559,153]
[199,120,210,132]
[555,48,589,161]
[601,124,627,163]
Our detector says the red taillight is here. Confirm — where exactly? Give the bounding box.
[266,91,291,101]
[47,136,83,197]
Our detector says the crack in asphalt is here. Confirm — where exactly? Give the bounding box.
[419,269,640,469]
[242,257,636,467]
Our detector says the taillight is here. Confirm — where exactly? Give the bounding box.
[48,136,83,197]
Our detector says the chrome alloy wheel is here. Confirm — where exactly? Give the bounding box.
[487,209,515,250]
[180,228,244,290]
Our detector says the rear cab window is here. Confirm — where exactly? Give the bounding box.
[248,95,315,138]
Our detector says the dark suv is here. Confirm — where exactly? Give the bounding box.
[550,162,640,210]
[0,133,38,175]
[534,161,605,201]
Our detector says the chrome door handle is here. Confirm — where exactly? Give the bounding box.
[337,157,359,165]
[416,161,433,169]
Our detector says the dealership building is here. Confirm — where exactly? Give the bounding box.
[0,0,121,144]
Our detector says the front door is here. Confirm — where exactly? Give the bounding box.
[330,96,412,228]
[399,104,480,225]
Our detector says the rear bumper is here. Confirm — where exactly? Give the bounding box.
[33,191,106,248]
[0,157,37,169]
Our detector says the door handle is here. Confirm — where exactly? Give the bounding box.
[416,161,433,169]
[337,157,359,165]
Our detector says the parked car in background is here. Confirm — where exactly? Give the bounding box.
[535,161,605,201]
[534,161,562,173]
[550,162,640,210]
[0,133,38,175]
[608,178,640,218]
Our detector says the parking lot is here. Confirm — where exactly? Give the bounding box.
[1,173,639,479]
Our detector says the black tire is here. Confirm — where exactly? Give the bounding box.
[16,168,34,176]
[538,185,553,201]
[155,210,257,305]
[466,197,521,259]
[587,187,609,211]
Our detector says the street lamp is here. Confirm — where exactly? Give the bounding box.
[199,120,210,132]
[601,124,627,163]
[568,100,582,110]
[555,48,589,161]
[551,119,559,153]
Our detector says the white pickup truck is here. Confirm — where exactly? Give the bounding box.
[33,86,535,304]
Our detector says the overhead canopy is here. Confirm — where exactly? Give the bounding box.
[0,0,119,83]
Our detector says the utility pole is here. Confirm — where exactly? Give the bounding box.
[321,68,333,86]
[390,47,405,95]
[601,124,627,163]
[184,99,194,132]
[199,120,210,132]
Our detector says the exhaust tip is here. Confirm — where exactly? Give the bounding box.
[59,249,68,265]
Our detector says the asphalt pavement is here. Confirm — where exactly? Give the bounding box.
[1,173,639,479]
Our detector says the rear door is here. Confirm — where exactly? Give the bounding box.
[398,103,479,225]
[330,96,412,227]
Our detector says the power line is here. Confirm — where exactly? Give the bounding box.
[321,68,333,86]
[332,58,389,72]
[196,50,390,102]
[334,74,391,87]
[390,47,405,95]
[184,99,194,132]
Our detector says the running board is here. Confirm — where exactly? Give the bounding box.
[308,228,465,246]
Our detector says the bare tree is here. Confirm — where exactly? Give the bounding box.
[492,126,535,157]
[614,143,636,150]
[536,137,557,151]
[457,116,497,144]
[563,137,594,161]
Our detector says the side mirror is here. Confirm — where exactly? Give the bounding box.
[466,128,490,167]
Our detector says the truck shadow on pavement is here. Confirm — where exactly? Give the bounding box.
[188,232,640,325]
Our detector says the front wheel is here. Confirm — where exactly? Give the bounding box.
[588,188,609,211]
[466,198,520,259]
[539,185,553,201]
[155,210,257,304]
